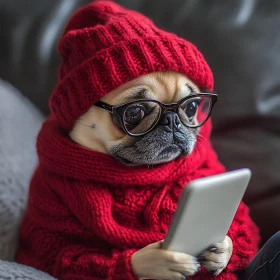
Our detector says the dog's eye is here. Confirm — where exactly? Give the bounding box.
[124,105,145,126]
[183,99,200,121]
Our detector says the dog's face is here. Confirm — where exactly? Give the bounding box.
[70,71,201,166]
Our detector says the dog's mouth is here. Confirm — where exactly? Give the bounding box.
[109,126,197,166]
[115,155,133,165]
[158,144,182,157]
[113,143,184,166]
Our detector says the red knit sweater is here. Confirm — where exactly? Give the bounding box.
[16,117,260,280]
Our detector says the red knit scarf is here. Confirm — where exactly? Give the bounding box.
[16,117,259,280]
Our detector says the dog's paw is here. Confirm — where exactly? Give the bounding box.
[198,236,233,276]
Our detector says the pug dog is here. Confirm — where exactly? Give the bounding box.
[70,71,233,280]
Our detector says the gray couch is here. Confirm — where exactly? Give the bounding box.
[0,79,53,278]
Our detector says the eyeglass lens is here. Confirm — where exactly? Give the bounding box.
[122,96,212,135]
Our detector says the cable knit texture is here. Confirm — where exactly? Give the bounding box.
[50,0,214,131]
[16,117,260,280]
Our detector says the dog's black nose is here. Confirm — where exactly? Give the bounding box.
[159,112,182,132]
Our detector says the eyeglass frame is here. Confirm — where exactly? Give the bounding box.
[95,93,218,137]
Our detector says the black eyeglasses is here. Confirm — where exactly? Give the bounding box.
[95,93,217,137]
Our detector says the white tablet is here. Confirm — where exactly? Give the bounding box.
[162,168,251,256]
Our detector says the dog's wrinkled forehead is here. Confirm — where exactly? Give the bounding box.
[101,71,200,105]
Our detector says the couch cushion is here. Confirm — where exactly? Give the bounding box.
[0,79,43,260]
[0,260,56,280]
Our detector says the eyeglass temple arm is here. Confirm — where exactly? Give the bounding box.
[95,101,114,113]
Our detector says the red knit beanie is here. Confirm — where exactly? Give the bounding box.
[50,0,214,131]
